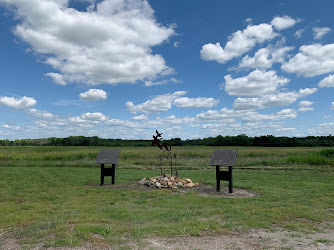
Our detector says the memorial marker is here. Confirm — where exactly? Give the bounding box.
[210,149,238,193]
[96,149,120,186]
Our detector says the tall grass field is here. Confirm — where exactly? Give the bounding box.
[0,146,334,248]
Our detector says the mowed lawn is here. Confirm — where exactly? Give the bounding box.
[0,146,334,248]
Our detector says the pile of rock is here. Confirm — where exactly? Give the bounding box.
[139,174,199,189]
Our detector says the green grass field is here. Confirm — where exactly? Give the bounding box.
[0,146,334,248]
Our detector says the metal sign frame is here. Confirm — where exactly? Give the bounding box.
[209,150,238,193]
[95,149,120,186]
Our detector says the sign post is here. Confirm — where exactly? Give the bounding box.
[210,150,237,193]
[95,149,120,186]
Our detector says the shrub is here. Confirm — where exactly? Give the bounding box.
[319,149,334,158]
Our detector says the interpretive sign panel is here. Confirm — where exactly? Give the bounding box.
[96,149,120,186]
[209,149,237,166]
[95,149,120,164]
[209,150,238,193]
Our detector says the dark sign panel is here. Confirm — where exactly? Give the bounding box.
[95,149,120,164]
[209,150,238,166]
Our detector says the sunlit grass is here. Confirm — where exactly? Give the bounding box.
[1,146,333,169]
[0,146,334,248]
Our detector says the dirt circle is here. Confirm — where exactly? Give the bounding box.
[185,184,260,198]
[86,182,259,198]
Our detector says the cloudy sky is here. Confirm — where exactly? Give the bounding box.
[0,0,334,140]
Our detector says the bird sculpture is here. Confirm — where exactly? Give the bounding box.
[156,130,163,138]
[162,142,169,151]
[152,135,162,150]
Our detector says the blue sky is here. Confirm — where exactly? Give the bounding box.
[0,0,334,140]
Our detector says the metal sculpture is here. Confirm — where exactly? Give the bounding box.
[152,130,177,177]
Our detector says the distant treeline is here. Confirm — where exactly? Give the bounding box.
[1,134,334,147]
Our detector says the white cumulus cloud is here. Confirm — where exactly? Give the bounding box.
[80,112,108,121]
[242,109,297,122]
[233,88,317,110]
[157,115,196,125]
[282,43,334,77]
[318,74,334,88]
[105,119,137,128]
[3,0,175,85]
[298,107,314,112]
[69,112,108,125]
[44,72,67,85]
[0,96,36,109]
[224,69,290,97]
[79,89,107,101]
[200,23,277,64]
[126,91,187,114]
[308,122,334,135]
[271,15,300,30]
[196,107,297,122]
[144,77,181,87]
[299,101,314,107]
[132,115,148,120]
[298,100,314,112]
[276,127,296,132]
[26,108,54,118]
[244,18,253,24]
[294,28,305,39]
[173,97,219,108]
[1,124,20,130]
[313,27,332,40]
[239,46,294,69]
